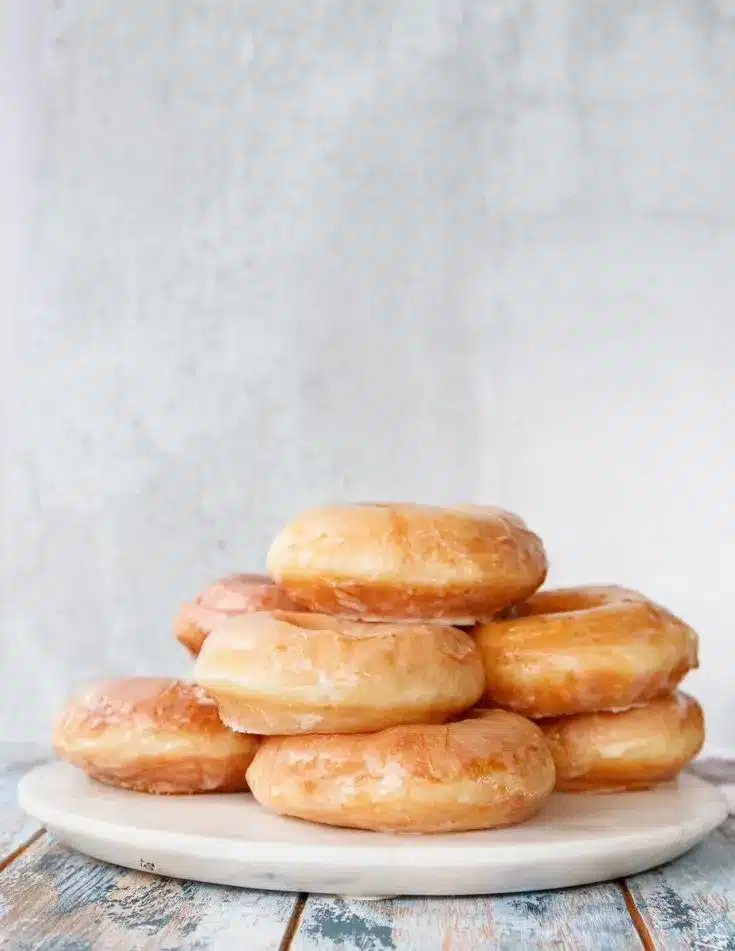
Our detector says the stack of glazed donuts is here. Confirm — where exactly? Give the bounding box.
[53,503,704,834]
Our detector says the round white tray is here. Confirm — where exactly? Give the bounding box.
[19,762,728,897]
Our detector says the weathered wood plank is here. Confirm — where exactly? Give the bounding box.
[292,885,641,951]
[625,823,735,951]
[0,744,49,866]
[0,836,300,951]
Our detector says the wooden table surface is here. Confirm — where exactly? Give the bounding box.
[1,745,733,951]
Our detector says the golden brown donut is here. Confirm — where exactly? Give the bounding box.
[475,586,699,718]
[174,573,299,656]
[538,692,705,792]
[193,610,485,735]
[52,677,260,794]
[246,709,555,833]
[267,503,547,623]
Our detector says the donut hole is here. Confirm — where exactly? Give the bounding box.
[354,502,401,508]
[508,586,645,620]
[271,611,339,632]
[270,611,412,641]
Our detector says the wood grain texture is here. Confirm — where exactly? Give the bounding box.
[0,836,299,951]
[291,886,642,951]
[0,745,48,865]
[626,822,735,951]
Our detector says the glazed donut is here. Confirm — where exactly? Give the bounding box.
[52,677,260,794]
[267,503,547,623]
[538,692,705,792]
[175,573,299,656]
[246,709,555,833]
[193,610,485,735]
[475,586,698,718]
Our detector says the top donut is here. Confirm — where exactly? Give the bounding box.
[266,503,547,623]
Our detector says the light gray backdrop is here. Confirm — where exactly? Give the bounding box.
[2,0,734,749]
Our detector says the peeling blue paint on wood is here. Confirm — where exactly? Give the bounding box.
[293,885,641,951]
[31,847,204,933]
[491,885,642,951]
[0,838,299,951]
[627,825,735,951]
[0,745,48,864]
[35,849,121,917]
[298,898,397,951]
[6,939,92,951]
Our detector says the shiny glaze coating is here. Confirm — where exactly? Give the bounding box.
[476,586,698,718]
[267,503,547,623]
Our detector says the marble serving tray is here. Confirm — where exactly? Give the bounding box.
[19,762,727,898]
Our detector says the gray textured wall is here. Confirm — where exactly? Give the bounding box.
[3,0,735,747]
